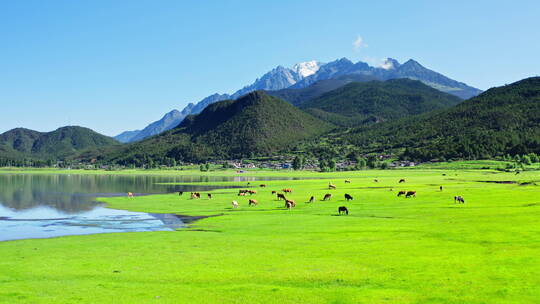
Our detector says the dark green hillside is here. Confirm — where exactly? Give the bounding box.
[108,91,332,164]
[299,79,462,127]
[333,77,540,160]
[268,74,378,106]
[0,126,119,161]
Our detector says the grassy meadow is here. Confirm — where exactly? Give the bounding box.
[1,167,539,303]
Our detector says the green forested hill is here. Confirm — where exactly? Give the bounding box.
[107,91,332,164]
[330,77,540,160]
[0,126,119,161]
[298,79,462,127]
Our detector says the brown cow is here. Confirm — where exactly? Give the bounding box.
[276,193,287,200]
[328,183,337,190]
[248,199,258,206]
[397,190,406,197]
[127,192,134,198]
[247,190,257,195]
[191,192,201,199]
[283,188,293,193]
[285,199,296,209]
[260,184,267,188]
[271,191,277,195]
[238,192,246,196]
[323,193,332,201]
[405,191,416,198]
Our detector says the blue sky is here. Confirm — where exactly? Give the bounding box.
[1,0,539,136]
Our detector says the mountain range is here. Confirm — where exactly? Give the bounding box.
[115,57,481,143]
[2,76,538,165]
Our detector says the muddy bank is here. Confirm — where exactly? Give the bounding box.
[477,180,517,184]
[172,213,224,225]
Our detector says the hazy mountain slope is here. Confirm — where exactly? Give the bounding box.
[113,130,141,143]
[267,74,379,106]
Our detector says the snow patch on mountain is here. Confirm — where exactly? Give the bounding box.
[292,60,323,78]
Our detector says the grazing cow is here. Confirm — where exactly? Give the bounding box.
[247,190,257,195]
[397,190,406,197]
[323,193,332,201]
[285,199,296,209]
[231,201,239,208]
[191,192,201,199]
[178,191,183,196]
[260,184,267,188]
[440,186,443,191]
[329,183,337,190]
[344,193,353,201]
[338,206,349,215]
[307,196,315,203]
[238,192,246,196]
[127,192,134,198]
[248,199,258,206]
[283,188,293,193]
[374,179,379,183]
[344,179,351,184]
[207,193,212,199]
[238,189,249,195]
[271,191,277,195]
[276,193,287,200]
[454,196,465,204]
[399,179,406,183]
[405,191,416,198]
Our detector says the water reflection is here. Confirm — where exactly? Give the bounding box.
[0,174,240,213]
[0,173,301,241]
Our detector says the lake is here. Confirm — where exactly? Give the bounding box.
[0,173,285,241]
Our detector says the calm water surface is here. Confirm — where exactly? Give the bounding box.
[0,173,288,241]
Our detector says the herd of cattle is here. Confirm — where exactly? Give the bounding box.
[129,179,466,215]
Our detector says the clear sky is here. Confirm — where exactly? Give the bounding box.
[1,0,539,136]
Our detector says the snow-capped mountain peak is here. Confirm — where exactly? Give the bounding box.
[292,60,323,78]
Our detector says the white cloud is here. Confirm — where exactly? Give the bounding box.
[353,35,368,51]
[380,59,395,70]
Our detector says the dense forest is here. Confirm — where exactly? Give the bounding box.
[298,79,462,127]
[315,77,540,161]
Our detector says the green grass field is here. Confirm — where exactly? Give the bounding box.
[1,168,539,303]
